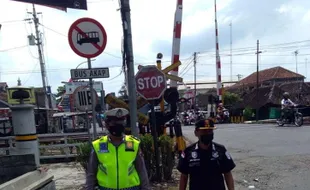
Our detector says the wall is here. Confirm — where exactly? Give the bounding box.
[0,154,36,184]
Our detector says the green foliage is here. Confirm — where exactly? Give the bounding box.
[56,86,65,97]
[223,92,242,106]
[159,135,175,180]
[140,134,175,181]
[76,142,92,172]
[243,106,253,121]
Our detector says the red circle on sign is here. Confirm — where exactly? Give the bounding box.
[68,17,107,58]
[135,66,167,100]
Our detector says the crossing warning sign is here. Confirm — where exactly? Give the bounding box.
[73,86,98,111]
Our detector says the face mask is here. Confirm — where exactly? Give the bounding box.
[199,134,214,145]
[108,124,125,137]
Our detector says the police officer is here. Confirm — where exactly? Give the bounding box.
[85,108,150,190]
[177,119,235,190]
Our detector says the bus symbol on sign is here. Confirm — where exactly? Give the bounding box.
[77,31,100,45]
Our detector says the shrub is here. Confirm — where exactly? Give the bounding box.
[159,135,175,180]
[243,106,253,121]
[76,142,92,172]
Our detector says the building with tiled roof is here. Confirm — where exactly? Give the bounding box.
[231,66,305,90]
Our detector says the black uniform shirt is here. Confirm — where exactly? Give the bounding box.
[177,142,236,190]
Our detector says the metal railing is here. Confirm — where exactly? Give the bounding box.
[0,131,106,159]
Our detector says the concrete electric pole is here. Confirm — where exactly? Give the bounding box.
[256,40,262,122]
[193,52,197,112]
[229,22,233,81]
[236,74,242,81]
[28,4,49,108]
[294,50,299,73]
[119,0,138,137]
[305,58,308,81]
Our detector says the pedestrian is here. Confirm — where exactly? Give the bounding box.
[85,108,150,190]
[177,119,235,190]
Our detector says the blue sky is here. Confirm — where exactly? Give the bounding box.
[0,0,310,95]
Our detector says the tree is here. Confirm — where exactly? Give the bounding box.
[55,85,65,104]
[223,92,242,106]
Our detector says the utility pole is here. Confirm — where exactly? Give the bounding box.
[193,52,197,113]
[305,58,308,81]
[119,0,138,137]
[256,40,262,122]
[28,4,49,108]
[294,50,299,73]
[236,74,242,81]
[229,22,233,81]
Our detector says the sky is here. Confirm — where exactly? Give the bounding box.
[1,0,310,95]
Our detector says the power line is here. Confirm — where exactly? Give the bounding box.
[0,45,29,52]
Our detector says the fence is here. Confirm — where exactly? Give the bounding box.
[0,131,106,160]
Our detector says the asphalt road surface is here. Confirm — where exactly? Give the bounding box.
[182,123,310,190]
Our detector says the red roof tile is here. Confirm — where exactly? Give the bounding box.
[232,67,304,88]
[0,82,8,88]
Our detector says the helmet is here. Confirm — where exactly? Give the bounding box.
[218,103,223,107]
[283,92,290,99]
[195,119,217,130]
[104,108,129,125]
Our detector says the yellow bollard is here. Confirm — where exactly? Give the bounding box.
[163,125,167,135]
[241,116,244,123]
[177,136,186,151]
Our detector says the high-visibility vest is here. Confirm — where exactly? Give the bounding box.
[92,135,141,190]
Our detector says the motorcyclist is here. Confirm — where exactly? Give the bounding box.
[281,92,296,122]
[217,103,225,117]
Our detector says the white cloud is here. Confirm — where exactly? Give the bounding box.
[1,0,310,97]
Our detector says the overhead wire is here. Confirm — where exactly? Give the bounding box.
[0,45,29,52]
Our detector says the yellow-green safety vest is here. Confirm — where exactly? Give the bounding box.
[92,135,141,190]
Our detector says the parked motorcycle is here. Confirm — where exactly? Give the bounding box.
[277,106,303,127]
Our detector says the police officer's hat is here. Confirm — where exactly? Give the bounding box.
[195,119,217,130]
[104,108,129,122]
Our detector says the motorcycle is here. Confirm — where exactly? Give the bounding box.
[277,106,303,127]
[217,109,230,123]
[183,116,191,125]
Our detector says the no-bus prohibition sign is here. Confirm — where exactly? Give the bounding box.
[68,17,107,58]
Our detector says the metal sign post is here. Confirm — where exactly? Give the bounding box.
[135,65,167,182]
[85,107,92,145]
[150,100,161,181]
[68,17,108,139]
[88,58,97,139]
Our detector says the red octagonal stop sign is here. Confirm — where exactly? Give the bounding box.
[135,65,167,100]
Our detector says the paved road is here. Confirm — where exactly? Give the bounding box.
[182,124,310,190]
[183,123,310,159]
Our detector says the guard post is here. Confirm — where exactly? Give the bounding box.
[8,86,40,167]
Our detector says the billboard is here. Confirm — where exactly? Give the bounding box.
[12,0,87,10]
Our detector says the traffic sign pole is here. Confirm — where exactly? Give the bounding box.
[135,65,167,182]
[68,17,108,140]
[150,100,161,181]
[88,58,97,139]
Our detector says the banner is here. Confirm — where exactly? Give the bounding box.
[12,0,87,10]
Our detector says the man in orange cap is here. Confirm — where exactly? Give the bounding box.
[177,119,235,190]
